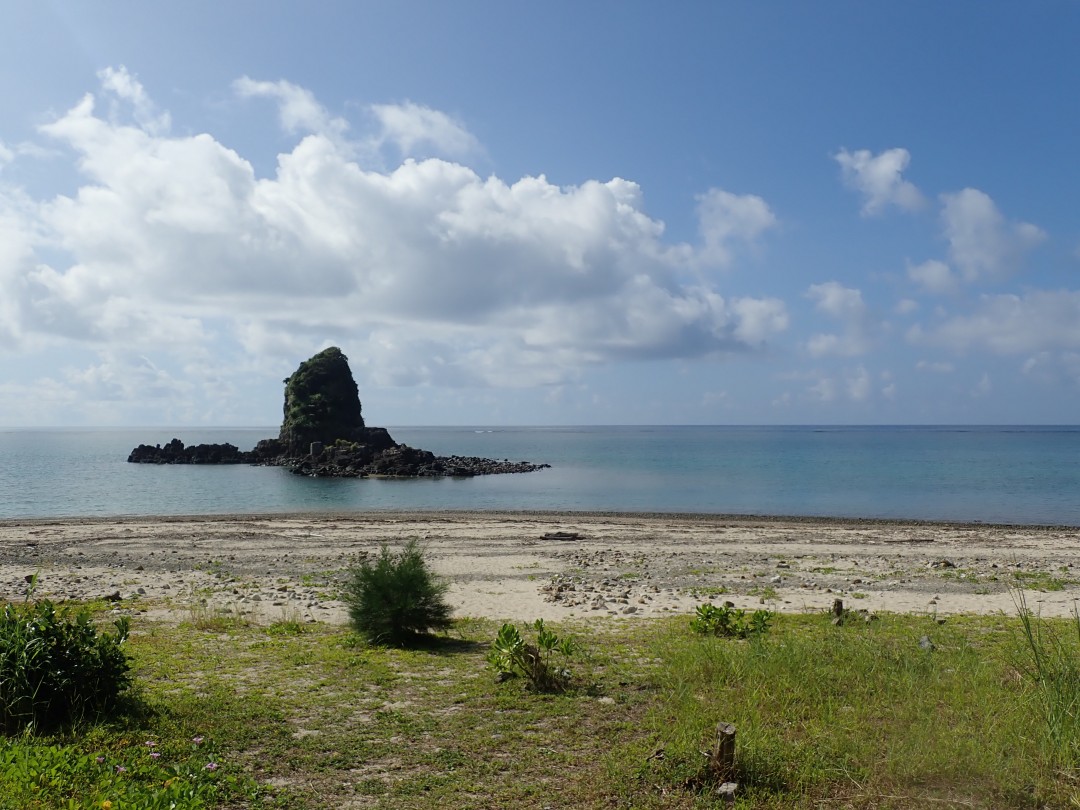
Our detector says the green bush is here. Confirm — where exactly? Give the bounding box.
[488,619,575,692]
[343,540,452,644]
[0,599,131,734]
[689,602,772,639]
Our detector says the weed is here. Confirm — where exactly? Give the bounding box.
[1013,570,1071,592]
[689,603,772,639]
[1013,589,1080,765]
[266,607,307,636]
[488,619,575,692]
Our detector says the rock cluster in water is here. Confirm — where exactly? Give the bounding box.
[127,347,548,478]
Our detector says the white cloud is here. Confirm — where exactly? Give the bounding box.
[1,70,790,400]
[972,372,992,397]
[846,365,871,401]
[97,66,171,135]
[907,259,957,295]
[370,101,479,159]
[834,147,924,216]
[940,188,1045,283]
[908,291,1080,355]
[234,76,348,138]
[804,281,872,357]
[731,297,789,345]
[1023,352,1080,388]
[808,377,836,402]
[807,281,864,320]
[695,188,776,266]
[895,298,919,315]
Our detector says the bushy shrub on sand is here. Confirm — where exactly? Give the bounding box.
[0,598,131,734]
[344,540,452,644]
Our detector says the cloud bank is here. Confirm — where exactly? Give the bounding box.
[1,68,788,399]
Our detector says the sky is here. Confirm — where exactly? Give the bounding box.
[2,2,1080,427]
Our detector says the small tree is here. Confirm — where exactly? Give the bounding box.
[344,540,452,644]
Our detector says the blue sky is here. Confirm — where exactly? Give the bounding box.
[2,2,1080,426]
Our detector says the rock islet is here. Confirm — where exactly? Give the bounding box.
[127,347,548,478]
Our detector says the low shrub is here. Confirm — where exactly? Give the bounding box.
[343,540,453,644]
[689,602,772,639]
[0,599,131,734]
[488,619,575,692]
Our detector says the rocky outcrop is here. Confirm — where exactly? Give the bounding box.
[127,347,548,478]
[127,437,548,477]
[278,347,368,454]
[127,439,251,465]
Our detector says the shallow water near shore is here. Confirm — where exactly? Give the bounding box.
[1,425,1079,524]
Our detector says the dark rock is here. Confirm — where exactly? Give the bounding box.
[127,347,548,478]
[278,346,368,454]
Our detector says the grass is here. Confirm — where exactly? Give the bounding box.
[4,596,1080,807]
[1013,570,1073,592]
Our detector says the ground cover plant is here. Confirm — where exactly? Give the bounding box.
[689,602,772,639]
[4,593,1080,807]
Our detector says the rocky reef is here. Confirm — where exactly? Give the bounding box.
[127,347,548,478]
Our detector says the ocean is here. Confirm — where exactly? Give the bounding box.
[0,425,1078,525]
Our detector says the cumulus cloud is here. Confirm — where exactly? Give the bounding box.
[234,76,348,137]
[908,291,1080,355]
[940,188,1045,283]
[97,66,171,135]
[834,147,924,216]
[695,188,777,266]
[804,281,873,357]
[370,101,479,159]
[907,259,957,295]
[0,70,789,405]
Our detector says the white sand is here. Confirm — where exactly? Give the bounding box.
[2,512,1078,624]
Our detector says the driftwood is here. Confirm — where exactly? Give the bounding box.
[542,531,581,541]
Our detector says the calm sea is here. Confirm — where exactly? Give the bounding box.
[0,426,1077,525]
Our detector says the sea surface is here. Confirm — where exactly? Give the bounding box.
[0,426,1078,525]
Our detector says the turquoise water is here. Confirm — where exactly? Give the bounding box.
[0,426,1078,524]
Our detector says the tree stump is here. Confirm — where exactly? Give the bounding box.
[831,597,845,625]
[709,721,736,783]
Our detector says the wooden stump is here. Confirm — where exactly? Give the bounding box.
[709,721,736,783]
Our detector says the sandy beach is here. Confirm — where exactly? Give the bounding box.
[2,511,1079,624]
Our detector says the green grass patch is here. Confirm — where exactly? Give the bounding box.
[1013,570,1073,592]
[5,595,1080,808]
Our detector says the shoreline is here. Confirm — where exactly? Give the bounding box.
[3,511,1079,623]
[6,507,1080,531]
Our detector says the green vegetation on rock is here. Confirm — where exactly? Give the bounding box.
[279,347,366,453]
